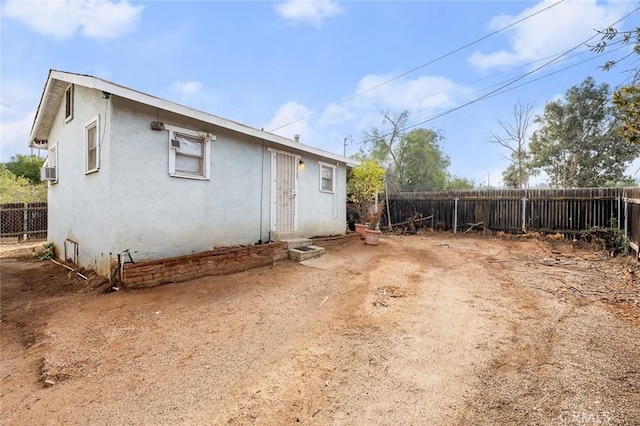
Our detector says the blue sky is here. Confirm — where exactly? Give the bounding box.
[1,0,639,186]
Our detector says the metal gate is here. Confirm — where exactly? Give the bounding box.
[271,150,298,232]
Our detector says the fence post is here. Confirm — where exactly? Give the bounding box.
[521,197,527,232]
[624,199,629,256]
[454,197,458,234]
[22,202,28,241]
[617,196,621,229]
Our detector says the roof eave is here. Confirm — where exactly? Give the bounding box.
[27,70,55,149]
[28,70,356,165]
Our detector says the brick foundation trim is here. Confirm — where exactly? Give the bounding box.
[312,233,360,248]
[122,242,289,288]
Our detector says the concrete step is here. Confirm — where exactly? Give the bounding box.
[282,238,313,250]
[288,245,325,262]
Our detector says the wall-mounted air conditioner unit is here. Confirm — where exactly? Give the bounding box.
[41,167,57,181]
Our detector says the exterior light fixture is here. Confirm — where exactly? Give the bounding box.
[298,160,305,171]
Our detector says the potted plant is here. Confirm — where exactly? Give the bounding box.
[347,160,385,241]
[354,221,368,239]
[364,200,384,245]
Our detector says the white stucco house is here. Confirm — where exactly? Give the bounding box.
[29,70,352,278]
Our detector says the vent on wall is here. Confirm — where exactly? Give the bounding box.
[64,239,78,264]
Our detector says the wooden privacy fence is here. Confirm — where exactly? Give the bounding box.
[0,202,47,240]
[387,187,640,257]
[626,192,640,256]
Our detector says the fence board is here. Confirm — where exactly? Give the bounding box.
[624,188,640,259]
[387,187,640,257]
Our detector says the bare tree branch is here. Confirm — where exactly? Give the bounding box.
[488,100,535,188]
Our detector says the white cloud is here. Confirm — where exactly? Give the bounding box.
[0,79,40,110]
[318,73,469,132]
[469,0,629,71]
[275,0,343,27]
[628,157,640,181]
[0,113,37,162]
[0,78,42,161]
[263,72,471,156]
[2,0,143,40]
[170,81,203,96]
[355,74,461,111]
[264,101,316,145]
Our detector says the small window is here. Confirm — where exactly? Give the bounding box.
[65,85,73,122]
[85,115,99,174]
[319,162,336,193]
[174,134,204,175]
[167,126,213,180]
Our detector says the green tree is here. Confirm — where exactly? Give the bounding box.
[445,176,474,189]
[347,160,386,224]
[360,111,408,187]
[361,111,451,191]
[502,164,523,189]
[593,26,640,145]
[400,129,450,191]
[613,85,639,145]
[0,164,47,203]
[594,26,639,81]
[3,154,45,185]
[529,77,640,188]
[489,100,535,189]
[603,177,638,187]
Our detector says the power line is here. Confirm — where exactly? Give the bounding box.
[268,0,566,132]
[405,48,593,117]
[386,5,640,136]
[343,45,610,152]
[349,45,608,128]
[407,44,628,122]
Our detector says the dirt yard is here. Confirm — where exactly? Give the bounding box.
[1,233,639,425]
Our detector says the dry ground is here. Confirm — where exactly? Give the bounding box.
[1,234,639,425]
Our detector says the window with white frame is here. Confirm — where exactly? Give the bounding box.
[167,126,213,180]
[85,115,99,174]
[64,85,73,122]
[319,162,336,193]
[41,143,58,183]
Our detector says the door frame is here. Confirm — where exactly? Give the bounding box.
[268,148,300,232]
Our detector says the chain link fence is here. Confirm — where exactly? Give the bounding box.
[0,202,47,241]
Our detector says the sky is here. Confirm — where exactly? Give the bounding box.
[1,0,639,187]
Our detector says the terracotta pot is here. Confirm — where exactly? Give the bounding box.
[355,223,368,239]
[364,228,382,245]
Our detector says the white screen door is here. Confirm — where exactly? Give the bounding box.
[272,151,298,232]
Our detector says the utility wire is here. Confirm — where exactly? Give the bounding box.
[407,44,627,120]
[268,0,566,132]
[384,5,640,136]
[491,47,628,96]
[348,45,626,147]
[405,48,592,116]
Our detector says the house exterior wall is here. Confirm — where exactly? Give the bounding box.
[295,157,347,237]
[46,85,113,276]
[107,97,268,262]
[46,86,346,278]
